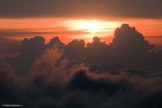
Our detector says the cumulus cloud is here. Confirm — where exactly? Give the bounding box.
[1,47,162,108]
[31,48,89,87]
[1,23,162,108]
[7,24,162,77]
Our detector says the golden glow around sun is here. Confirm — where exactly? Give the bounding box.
[63,19,121,39]
[75,20,101,34]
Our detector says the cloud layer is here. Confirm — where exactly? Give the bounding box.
[1,48,162,108]
[8,24,162,74]
[1,24,162,108]
[0,0,162,18]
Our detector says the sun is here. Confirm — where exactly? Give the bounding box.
[78,20,101,34]
[67,20,103,34]
[62,19,120,39]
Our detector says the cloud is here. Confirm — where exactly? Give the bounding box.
[65,24,162,64]
[7,23,162,75]
[1,50,162,108]
[0,38,20,57]
[0,0,162,18]
[0,58,18,104]
[2,23,162,107]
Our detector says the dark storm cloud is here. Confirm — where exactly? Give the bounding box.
[0,0,162,18]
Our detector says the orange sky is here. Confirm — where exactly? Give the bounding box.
[0,18,162,44]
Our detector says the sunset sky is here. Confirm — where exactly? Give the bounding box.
[0,18,162,42]
[0,0,162,56]
[1,1,162,107]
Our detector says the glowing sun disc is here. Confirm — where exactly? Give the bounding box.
[79,20,101,34]
[69,20,104,34]
[62,20,121,39]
